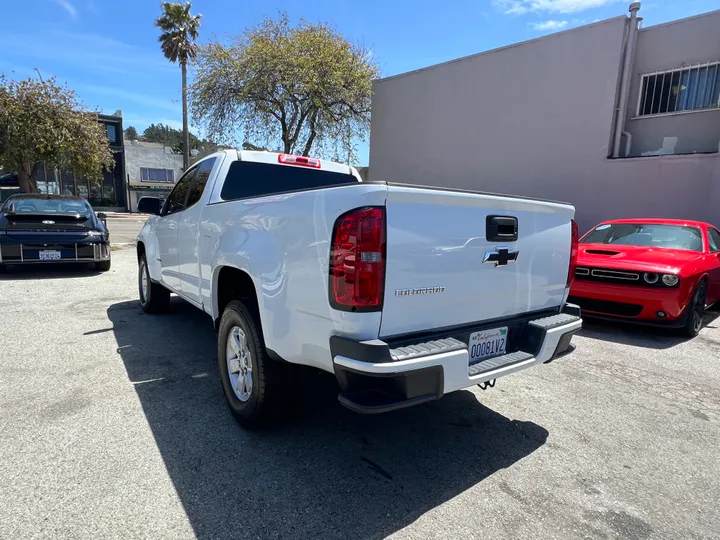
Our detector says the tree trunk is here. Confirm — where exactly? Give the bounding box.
[17,163,37,193]
[301,112,318,157]
[301,133,316,157]
[181,61,190,170]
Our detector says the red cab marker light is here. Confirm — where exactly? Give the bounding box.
[278,154,321,168]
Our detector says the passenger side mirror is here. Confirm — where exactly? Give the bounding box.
[96,212,108,227]
[137,197,162,215]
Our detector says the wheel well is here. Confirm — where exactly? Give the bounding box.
[136,242,146,261]
[215,266,260,332]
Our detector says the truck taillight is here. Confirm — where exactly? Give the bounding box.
[329,207,386,311]
[567,219,579,287]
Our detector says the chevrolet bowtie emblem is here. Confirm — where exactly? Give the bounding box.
[483,247,519,267]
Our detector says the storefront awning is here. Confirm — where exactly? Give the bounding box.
[128,182,173,191]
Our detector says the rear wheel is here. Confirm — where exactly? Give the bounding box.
[138,254,170,313]
[218,300,288,429]
[681,279,707,338]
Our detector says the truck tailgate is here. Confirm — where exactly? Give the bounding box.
[380,186,575,337]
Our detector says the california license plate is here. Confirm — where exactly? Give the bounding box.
[39,250,61,261]
[469,327,508,363]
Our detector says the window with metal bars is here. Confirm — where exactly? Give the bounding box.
[637,62,720,117]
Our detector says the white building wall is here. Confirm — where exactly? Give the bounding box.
[124,142,184,184]
[124,142,184,212]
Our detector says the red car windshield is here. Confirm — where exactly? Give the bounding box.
[582,223,703,252]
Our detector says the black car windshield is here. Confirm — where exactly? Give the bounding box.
[4,197,91,216]
[582,223,703,252]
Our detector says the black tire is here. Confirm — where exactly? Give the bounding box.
[138,254,170,313]
[0,264,5,274]
[96,259,112,272]
[217,300,288,429]
[681,279,707,338]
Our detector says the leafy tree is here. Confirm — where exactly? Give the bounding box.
[142,122,200,153]
[190,13,379,162]
[155,1,202,170]
[124,126,138,140]
[0,73,114,193]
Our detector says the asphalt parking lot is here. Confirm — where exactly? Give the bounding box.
[1,240,719,539]
[105,215,148,245]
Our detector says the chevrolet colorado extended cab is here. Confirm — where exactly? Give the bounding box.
[136,150,582,428]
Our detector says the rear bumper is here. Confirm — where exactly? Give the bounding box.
[0,240,110,264]
[331,305,582,414]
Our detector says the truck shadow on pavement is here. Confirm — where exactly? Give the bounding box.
[108,298,548,540]
[0,263,101,280]
[579,311,720,350]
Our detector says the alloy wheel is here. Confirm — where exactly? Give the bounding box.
[226,326,253,402]
[140,261,148,303]
[693,283,707,333]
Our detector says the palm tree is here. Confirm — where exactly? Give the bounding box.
[155,2,202,169]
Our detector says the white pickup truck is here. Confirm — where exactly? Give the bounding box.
[136,150,582,428]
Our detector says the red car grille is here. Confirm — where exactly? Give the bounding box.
[568,296,643,317]
[576,267,641,282]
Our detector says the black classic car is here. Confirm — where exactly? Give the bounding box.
[0,194,111,272]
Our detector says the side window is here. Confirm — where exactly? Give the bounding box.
[708,228,720,253]
[186,158,217,208]
[163,167,197,215]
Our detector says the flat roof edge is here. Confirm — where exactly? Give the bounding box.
[639,8,720,32]
[374,15,627,85]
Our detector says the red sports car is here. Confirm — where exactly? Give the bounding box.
[568,219,720,337]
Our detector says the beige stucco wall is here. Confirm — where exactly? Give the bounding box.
[626,10,720,157]
[369,11,720,233]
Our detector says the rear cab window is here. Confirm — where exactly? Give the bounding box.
[220,160,357,201]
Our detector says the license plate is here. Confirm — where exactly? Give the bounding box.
[469,327,508,363]
[39,250,61,261]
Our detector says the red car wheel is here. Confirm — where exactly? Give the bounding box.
[683,280,707,338]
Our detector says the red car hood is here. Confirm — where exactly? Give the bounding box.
[577,243,703,273]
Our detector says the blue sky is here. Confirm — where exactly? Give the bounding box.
[1,0,717,165]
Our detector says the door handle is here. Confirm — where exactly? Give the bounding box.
[169,223,176,231]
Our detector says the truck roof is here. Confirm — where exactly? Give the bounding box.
[232,150,359,178]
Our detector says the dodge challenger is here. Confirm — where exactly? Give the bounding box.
[569,218,720,337]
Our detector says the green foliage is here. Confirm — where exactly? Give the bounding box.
[155,2,202,169]
[142,123,197,149]
[190,12,380,162]
[155,2,202,65]
[124,126,138,140]
[141,122,220,156]
[0,73,114,193]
